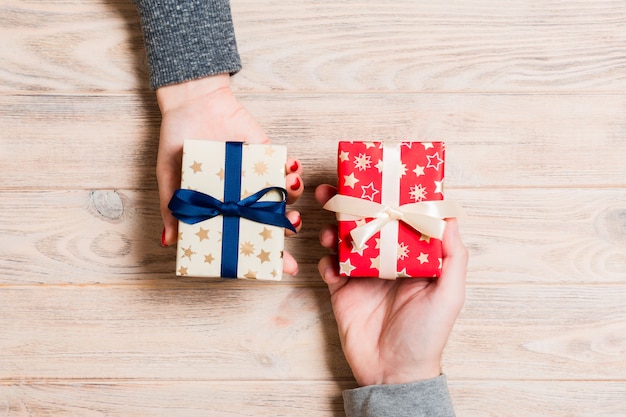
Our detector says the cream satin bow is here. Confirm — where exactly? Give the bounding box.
[323,194,462,250]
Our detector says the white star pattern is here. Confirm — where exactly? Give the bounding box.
[369,256,380,269]
[364,142,377,149]
[375,159,384,173]
[340,259,356,275]
[361,182,379,201]
[354,153,372,171]
[422,142,434,150]
[426,152,444,170]
[397,242,410,260]
[343,172,360,188]
[413,164,425,177]
[397,268,411,278]
[417,252,429,264]
[399,163,407,177]
[419,234,431,243]
[339,150,350,162]
[375,238,381,249]
[409,184,427,202]
[402,142,413,149]
[351,241,368,256]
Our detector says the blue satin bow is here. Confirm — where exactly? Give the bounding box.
[168,187,296,233]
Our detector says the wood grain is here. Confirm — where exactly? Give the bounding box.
[0,381,349,417]
[0,286,624,381]
[3,93,626,190]
[1,381,624,417]
[0,189,624,284]
[3,0,626,415]
[2,1,626,93]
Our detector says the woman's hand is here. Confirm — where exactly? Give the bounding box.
[156,74,303,274]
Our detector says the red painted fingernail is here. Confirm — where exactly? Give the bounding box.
[290,177,301,191]
[289,161,299,172]
[292,215,301,229]
[161,228,168,247]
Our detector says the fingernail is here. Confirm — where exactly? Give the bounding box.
[289,161,299,172]
[292,215,301,229]
[290,177,301,191]
[161,228,168,247]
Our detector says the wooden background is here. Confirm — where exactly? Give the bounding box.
[2,0,626,415]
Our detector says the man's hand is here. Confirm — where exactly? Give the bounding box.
[316,184,467,386]
[156,74,303,274]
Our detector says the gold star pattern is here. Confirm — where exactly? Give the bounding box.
[259,227,273,241]
[190,161,203,173]
[182,245,196,260]
[240,241,255,256]
[257,249,271,263]
[369,256,380,269]
[254,161,268,176]
[176,140,291,280]
[419,234,431,243]
[195,227,210,241]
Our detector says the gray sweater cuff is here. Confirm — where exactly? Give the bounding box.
[133,0,242,89]
[343,375,456,417]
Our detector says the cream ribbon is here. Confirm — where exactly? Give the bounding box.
[323,195,462,251]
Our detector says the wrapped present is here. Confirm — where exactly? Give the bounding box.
[168,140,295,280]
[324,141,460,279]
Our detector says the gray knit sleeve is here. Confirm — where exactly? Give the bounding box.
[343,375,456,417]
[132,0,242,89]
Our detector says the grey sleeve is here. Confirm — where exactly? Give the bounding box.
[343,375,456,417]
[132,0,242,89]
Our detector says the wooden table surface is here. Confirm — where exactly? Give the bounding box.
[2,1,625,415]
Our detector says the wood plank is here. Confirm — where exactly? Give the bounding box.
[3,93,626,190]
[1,188,624,285]
[0,0,148,92]
[449,381,626,417]
[2,1,626,93]
[0,380,625,417]
[231,0,626,93]
[0,381,349,417]
[0,285,625,380]
[0,189,326,284]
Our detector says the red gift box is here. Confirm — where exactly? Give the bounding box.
[324,141,459,279]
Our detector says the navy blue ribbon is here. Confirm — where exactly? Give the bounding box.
[168,142,295,278]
